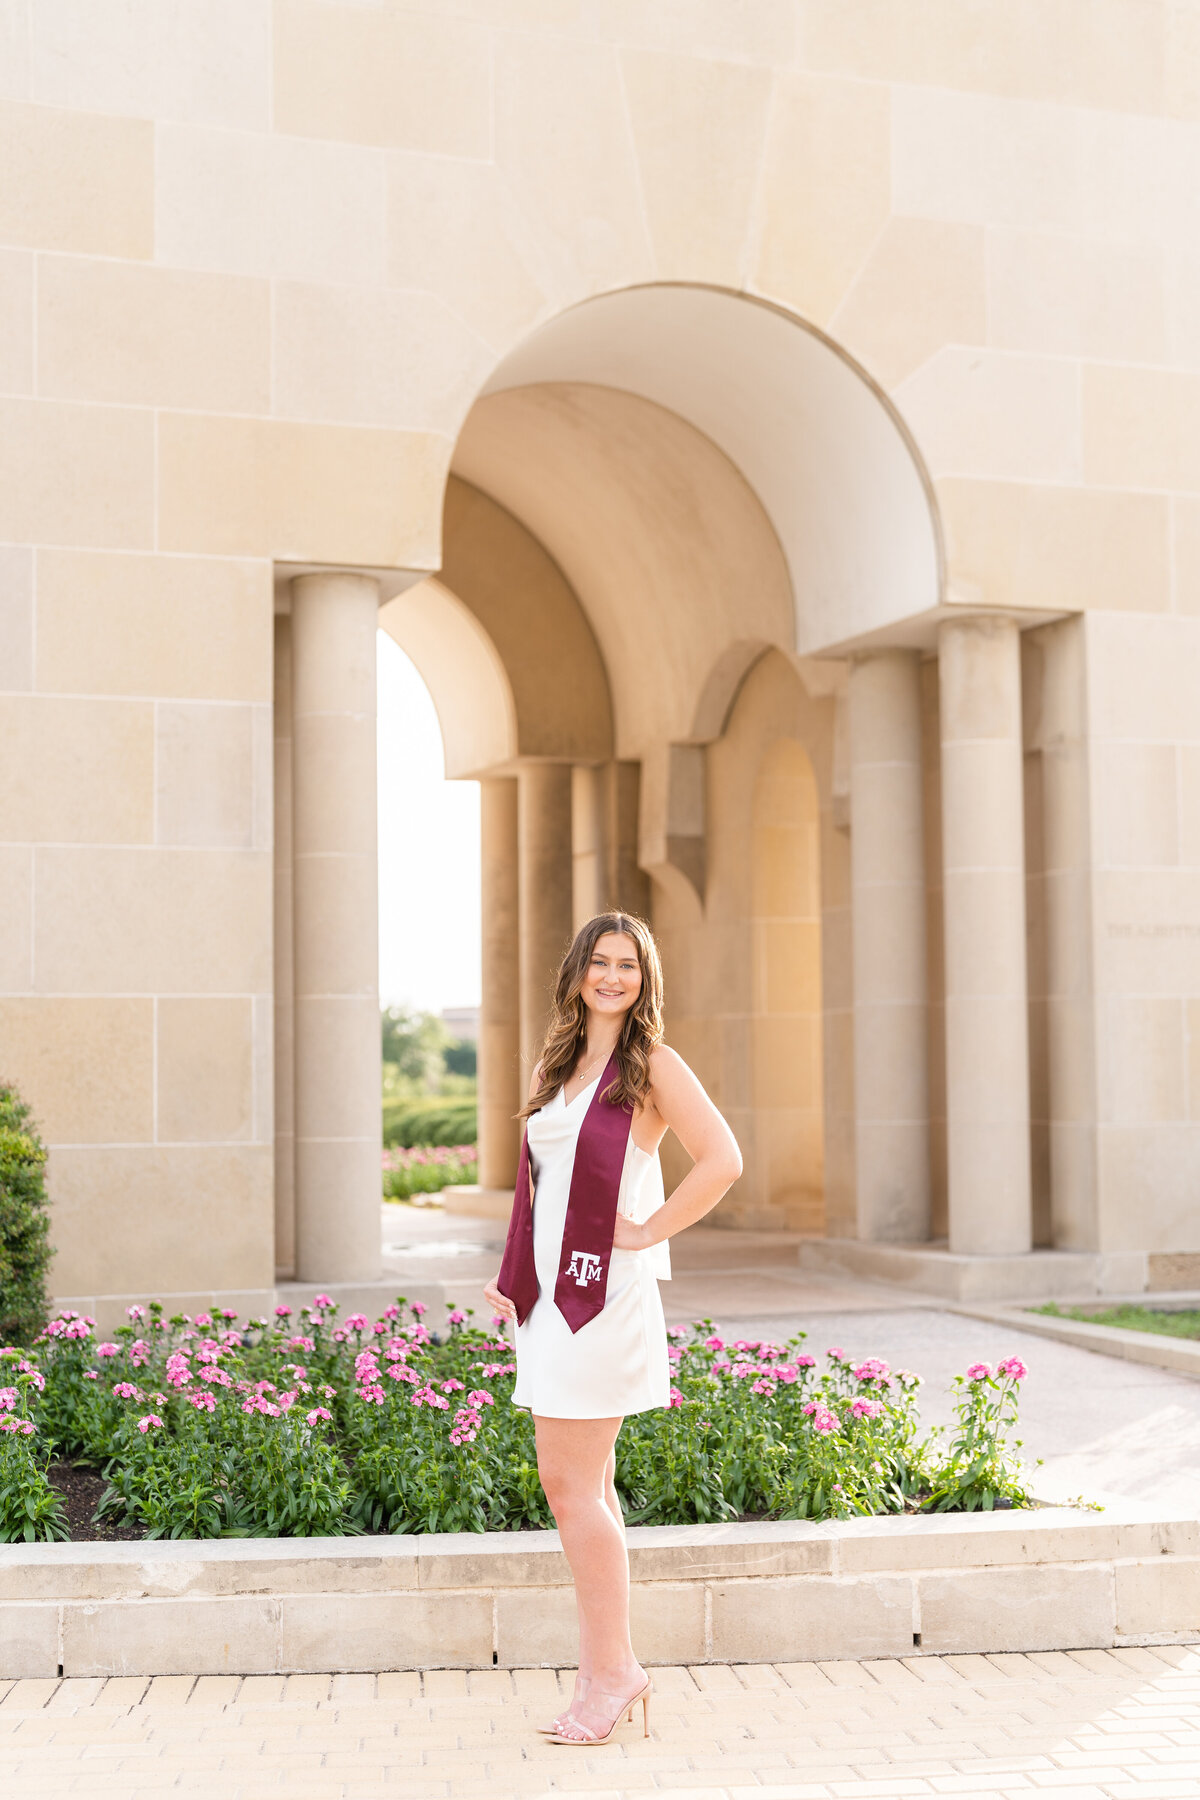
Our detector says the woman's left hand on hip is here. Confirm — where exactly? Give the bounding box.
[611,1213,651,1252]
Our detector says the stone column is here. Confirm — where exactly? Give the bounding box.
[939,615,1032,1256]
[518,763,573,1075]
[291,570,381,1283]
[572,763,609,928]
[608,760,651,918]
[272,613,297,1279]
[1037,617,1099,1251]
[849,650,931,1241]
[479,776,521,1188]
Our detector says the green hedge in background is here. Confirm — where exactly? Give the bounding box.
[381,1096,477,1149]
[0,1081,53,1345]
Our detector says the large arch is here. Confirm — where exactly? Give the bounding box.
[459,284,943,658]
[423,281,942,1229]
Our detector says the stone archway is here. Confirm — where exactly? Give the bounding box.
[421,283,941,1234]
[274,280,945,1287]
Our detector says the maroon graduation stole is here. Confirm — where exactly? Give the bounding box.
[496,1052,633,1335]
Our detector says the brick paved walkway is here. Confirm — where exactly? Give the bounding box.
[2,1648,1200,1799]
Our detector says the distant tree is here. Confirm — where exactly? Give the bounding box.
[0,1081,53,1345]
[380,1006,450,1091]
[443,1038,477,1079]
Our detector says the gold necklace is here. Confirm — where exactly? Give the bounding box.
[570,1044,610,1087]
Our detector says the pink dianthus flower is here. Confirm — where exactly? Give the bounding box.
[997,1355,1028,1382]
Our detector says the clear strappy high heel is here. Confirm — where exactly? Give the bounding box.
[548,1676,651,1746]
[538,1675,589,1735]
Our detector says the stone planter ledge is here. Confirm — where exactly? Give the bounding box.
[2,1499,1198,1678]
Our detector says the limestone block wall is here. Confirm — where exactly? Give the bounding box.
[1085,612,1200,1262]
[0,547,277,1307]
[0,2,1197,1293]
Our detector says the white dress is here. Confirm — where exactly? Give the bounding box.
[512,1074,671,1419]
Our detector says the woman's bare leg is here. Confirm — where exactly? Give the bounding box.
[575,1446,623,1683]
[534,1415,644,1739]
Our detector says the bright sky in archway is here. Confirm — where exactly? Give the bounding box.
[377,631,482,1013]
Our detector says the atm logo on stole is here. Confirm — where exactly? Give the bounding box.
[566,1250,603,1287]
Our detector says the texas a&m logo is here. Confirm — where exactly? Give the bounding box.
[565,1250,603,1287]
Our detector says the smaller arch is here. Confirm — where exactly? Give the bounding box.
[379,577,516,779]
[689,639,774,743]
[440,476,613,764]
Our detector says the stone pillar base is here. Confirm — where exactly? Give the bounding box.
[797,1238,1149,1303]
[440,1184,515,1223]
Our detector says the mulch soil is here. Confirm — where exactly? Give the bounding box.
[48,1460,144,1542]
[40,1466,964,1543]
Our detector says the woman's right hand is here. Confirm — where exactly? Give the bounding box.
[483,1276,516,1325]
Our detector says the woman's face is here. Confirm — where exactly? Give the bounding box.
[580,931,643,1020]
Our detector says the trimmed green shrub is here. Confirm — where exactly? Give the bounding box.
[0,1082,53,1346]
[382,1097,477,1149]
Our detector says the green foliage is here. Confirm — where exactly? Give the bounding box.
[443,1039,477,1078]
[380,1006,450,1089]
[920,1357,1032,1513]
[381,1097,477,1148]
[0,1349,69,1542]
[17,1305,1036,1540]
[1036,1301,1200,1340]
[382,1145,478,1201]
[0,1081,54,1345]
[380,1007,477,1112]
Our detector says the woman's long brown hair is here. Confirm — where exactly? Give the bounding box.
[518,912,664,1119]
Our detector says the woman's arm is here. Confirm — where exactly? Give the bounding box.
[612,1045,742,1251]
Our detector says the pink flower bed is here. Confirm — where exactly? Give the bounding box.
[0,1303,1034,1541]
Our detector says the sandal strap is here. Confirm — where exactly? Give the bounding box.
[556,1711,599,1743]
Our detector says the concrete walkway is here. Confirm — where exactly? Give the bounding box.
[382,1204,1200,1511]
[3,1650,1200,1799]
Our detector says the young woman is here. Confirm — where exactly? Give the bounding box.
[484,912,742,1747]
